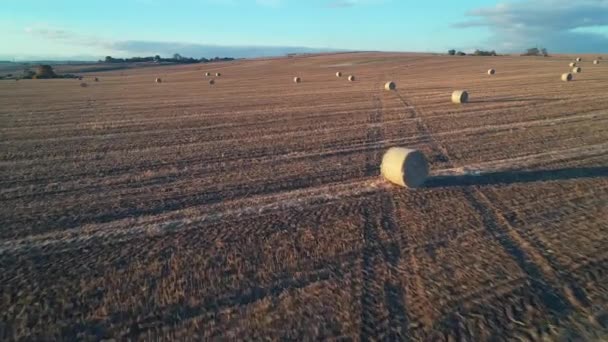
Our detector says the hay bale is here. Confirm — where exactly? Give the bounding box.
[487,69,496,75]
[576,57,582,62]
[451,90,469,104]
[155,78,162,83]
[569,62,576,67]
[205,72,211,76]
[294,77,301,83]
[80,82,88,88]
[572,67,582,73]
[384,81,396,91]
[381,147,429,188]
[215,72,221,77]
[94,77,99,82]
[594,60,600,65]
[561,73,572,82]
[336,72,342,77]
[209,79,215,85]
[348,75,356,82]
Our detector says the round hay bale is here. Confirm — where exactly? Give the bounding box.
[572,67,582,73]
[155,78,162,83]
[384,81,396,91]
[381,147,429,188]
[209,79,215,85]
[294,77,301,83]
[215,72,221,77]
[561,73,572,82]
[94,77,99,82]
[569,62,576,67]
[576,57,582,62]
[451,90,469,104]
[593,60,600,65]
[80,82,88,88]
[205,72,211,76]
[348,75,356,82]
[487,69,496,75]
[336,72,342,77]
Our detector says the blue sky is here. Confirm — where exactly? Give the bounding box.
[2,0,608,60]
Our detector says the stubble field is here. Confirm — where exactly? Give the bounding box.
[1,52,607,340]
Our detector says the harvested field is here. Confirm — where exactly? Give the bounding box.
[1,52,608,340]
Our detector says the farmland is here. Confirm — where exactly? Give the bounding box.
[1,52,607,340]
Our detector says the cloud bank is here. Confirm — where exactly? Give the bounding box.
[22,27,339,59]
[455,0,608,53]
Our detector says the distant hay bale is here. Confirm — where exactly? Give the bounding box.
[80,82,88,88]
[294,77,301,83]
[205,72,211,76]
[576,57,582,62]
[209,79,215,85]
[94,77,99,82]
[155,78,162,83]
[561,73,572,82]
[572,67,582,73]
[451,90,469,104]
[215,72,221,77]
[381,147,429,188]
[348,75,356,81]
[336,72,342,77]
[487,69,496,75]
[384,81,396,91]
[594,60,600,65]
[569,62,576,67]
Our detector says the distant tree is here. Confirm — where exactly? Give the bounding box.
[173,53,183,61]
[34,65,56,79]
[154,55,161,62]
[473,49,497,56]
[448,49,456,56]
[523,47,540,56]
[105,56,113,63]
[541,48,549,57]
[456,51,466,56]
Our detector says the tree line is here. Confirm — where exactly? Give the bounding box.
[102,54,235,64]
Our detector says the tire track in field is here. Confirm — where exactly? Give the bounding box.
[393,89,580,329]
[359,88,410,341]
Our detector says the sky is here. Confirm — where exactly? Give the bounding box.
[1,0,608,60]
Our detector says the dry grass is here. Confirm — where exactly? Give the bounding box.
[1,52,608,340]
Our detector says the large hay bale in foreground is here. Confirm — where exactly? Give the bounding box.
[209,79,215,85]
[451,90,469,104]
[336,72,342,77]
[348,75,356,81]
[381,147,429,188]
[572,67,582,73]
[155,78,162,83]
[569,62,577,67]
[594,60,600,65]
[487,69,496,75]
[294,77,301,83]
[384,81,396,91]
[561,73,572,82]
